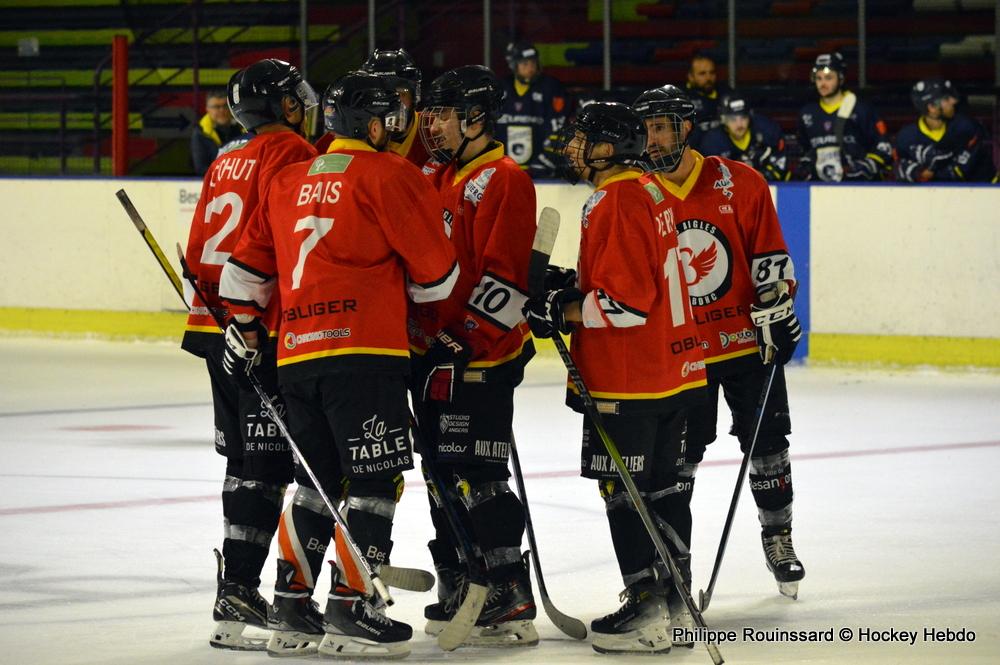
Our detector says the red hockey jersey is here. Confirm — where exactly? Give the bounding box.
[181,131,317,357]
[569,171,707,415]
[220,138,458,383]
[408,143,537,372]
[652,152,795,377]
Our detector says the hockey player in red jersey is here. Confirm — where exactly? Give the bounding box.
[413,64,540,647]
[635,84,805,605]
[181,58,318,651]
[218,71,458,659]
[314,48,430,168]
[522,102,707,655]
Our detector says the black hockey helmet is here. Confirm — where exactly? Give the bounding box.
[323,71,406,148]
[910,79,958,113]
[632,85,695,173]
[505,41,540,71]
[420,65,505,163]
[811,52,845,82]
[719,92,752,118]
[548,101,647,185]
[227,59,319,132]
[360,48,422,105]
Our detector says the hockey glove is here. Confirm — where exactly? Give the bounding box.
[422,329,472,403]
[543,265,578,291]
[750,288,801,366]
[522,288,583,339]
[844,154,880,181]
[223,318,263,385]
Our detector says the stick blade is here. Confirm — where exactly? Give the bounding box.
[437,582,488,651]
[542,596,588,640]
[528,207,562,296]
[379,564,435,593]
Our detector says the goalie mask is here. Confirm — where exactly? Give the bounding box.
[228,59,319,135]
[323,72,407,151]
[548,102,648,185]
[633,85,695,173]
[419,65,505,163]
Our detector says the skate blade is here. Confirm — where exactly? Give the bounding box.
[266,630,323,657]
[592,621,672,655]
[464,620,539,648]
[778,581,799,600]
[209,621,268,651]
[317,633,410,660]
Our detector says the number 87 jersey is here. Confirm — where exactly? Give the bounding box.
[650,153,796,377]
[182,132,318,358]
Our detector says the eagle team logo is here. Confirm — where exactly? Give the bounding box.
[677,218,733,307]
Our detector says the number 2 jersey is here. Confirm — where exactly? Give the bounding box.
[181,131,318,357]
[408,143,538,375]
[652,152,795,379]
[569,171,707,416]
[220,138,459,384]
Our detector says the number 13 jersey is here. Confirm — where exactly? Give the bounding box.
[651,152,796,378]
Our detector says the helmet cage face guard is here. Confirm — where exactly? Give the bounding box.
[549,123,627,185]
[419,105,488,163]
[641,112,688,173]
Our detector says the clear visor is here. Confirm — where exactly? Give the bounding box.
[294,80,320,137]
[383,99,409,135]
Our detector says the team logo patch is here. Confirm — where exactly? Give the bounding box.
[464,167,496,205]
[677,218,733,307]
[581,190,607,229]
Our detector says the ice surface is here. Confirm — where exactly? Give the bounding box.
[1,337,998,664]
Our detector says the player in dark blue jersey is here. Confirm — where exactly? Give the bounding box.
[699,92,789,181]
[685,53,731,153]
[895,79,998,183]
[495,41,568,178]
[794,53,892,182]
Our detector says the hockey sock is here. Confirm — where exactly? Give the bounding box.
[749,448,794,534]
[275,485,335,593]
[221,465,285,587]
[459,480,526,581]
[601,481,658,587]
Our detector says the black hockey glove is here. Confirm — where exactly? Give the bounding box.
[522,288,583,339]
[844,154,880,180]
[543,264,578,291]
[223,318,264,386]
[422,329,472,403]
[750,287,801,366]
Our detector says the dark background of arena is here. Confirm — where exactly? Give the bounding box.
[0,0,996,177]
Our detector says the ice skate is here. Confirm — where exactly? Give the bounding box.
[266,559,324,657]
[467,557,538,648]
[762,528,805,599]
[665,555,695,649]
[591,582,671,655]
[423,564,466,636]
[208,548,268,651]
[319,585,412,659]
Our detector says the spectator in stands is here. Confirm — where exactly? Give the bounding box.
[495,41,567,178]
[794,53,892,182]
[896,79,998,183]
[685,53,731,151]
[699,92,789,181]
[191,89,243,175]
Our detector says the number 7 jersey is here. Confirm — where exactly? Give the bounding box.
[181,131,318,357]
[651,152,795,377]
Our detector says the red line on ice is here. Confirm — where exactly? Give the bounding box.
[1,440,997,516]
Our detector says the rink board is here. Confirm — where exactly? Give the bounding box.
[0,177,997,367]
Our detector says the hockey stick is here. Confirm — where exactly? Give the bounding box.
[408,417,489,651]
[532,210,724,665]
[509,433,588,640]
[116,189,185,303]
[698,362,778,613]
[114,189,393,607]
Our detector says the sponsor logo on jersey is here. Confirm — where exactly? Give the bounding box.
[713,162,735,199]
[439,413,470,435]
[581,190,607,229]
[442,208,453,238]
[464,167,496,206]
[362,414,387,443]
[643,181,665,204]
[719,204,733,214]
[307,153,353,175]
[719,327,756,349]
[681,359,706,378]
[677,218,734,307]
[438,442,468,455]
[284,328,352,349]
